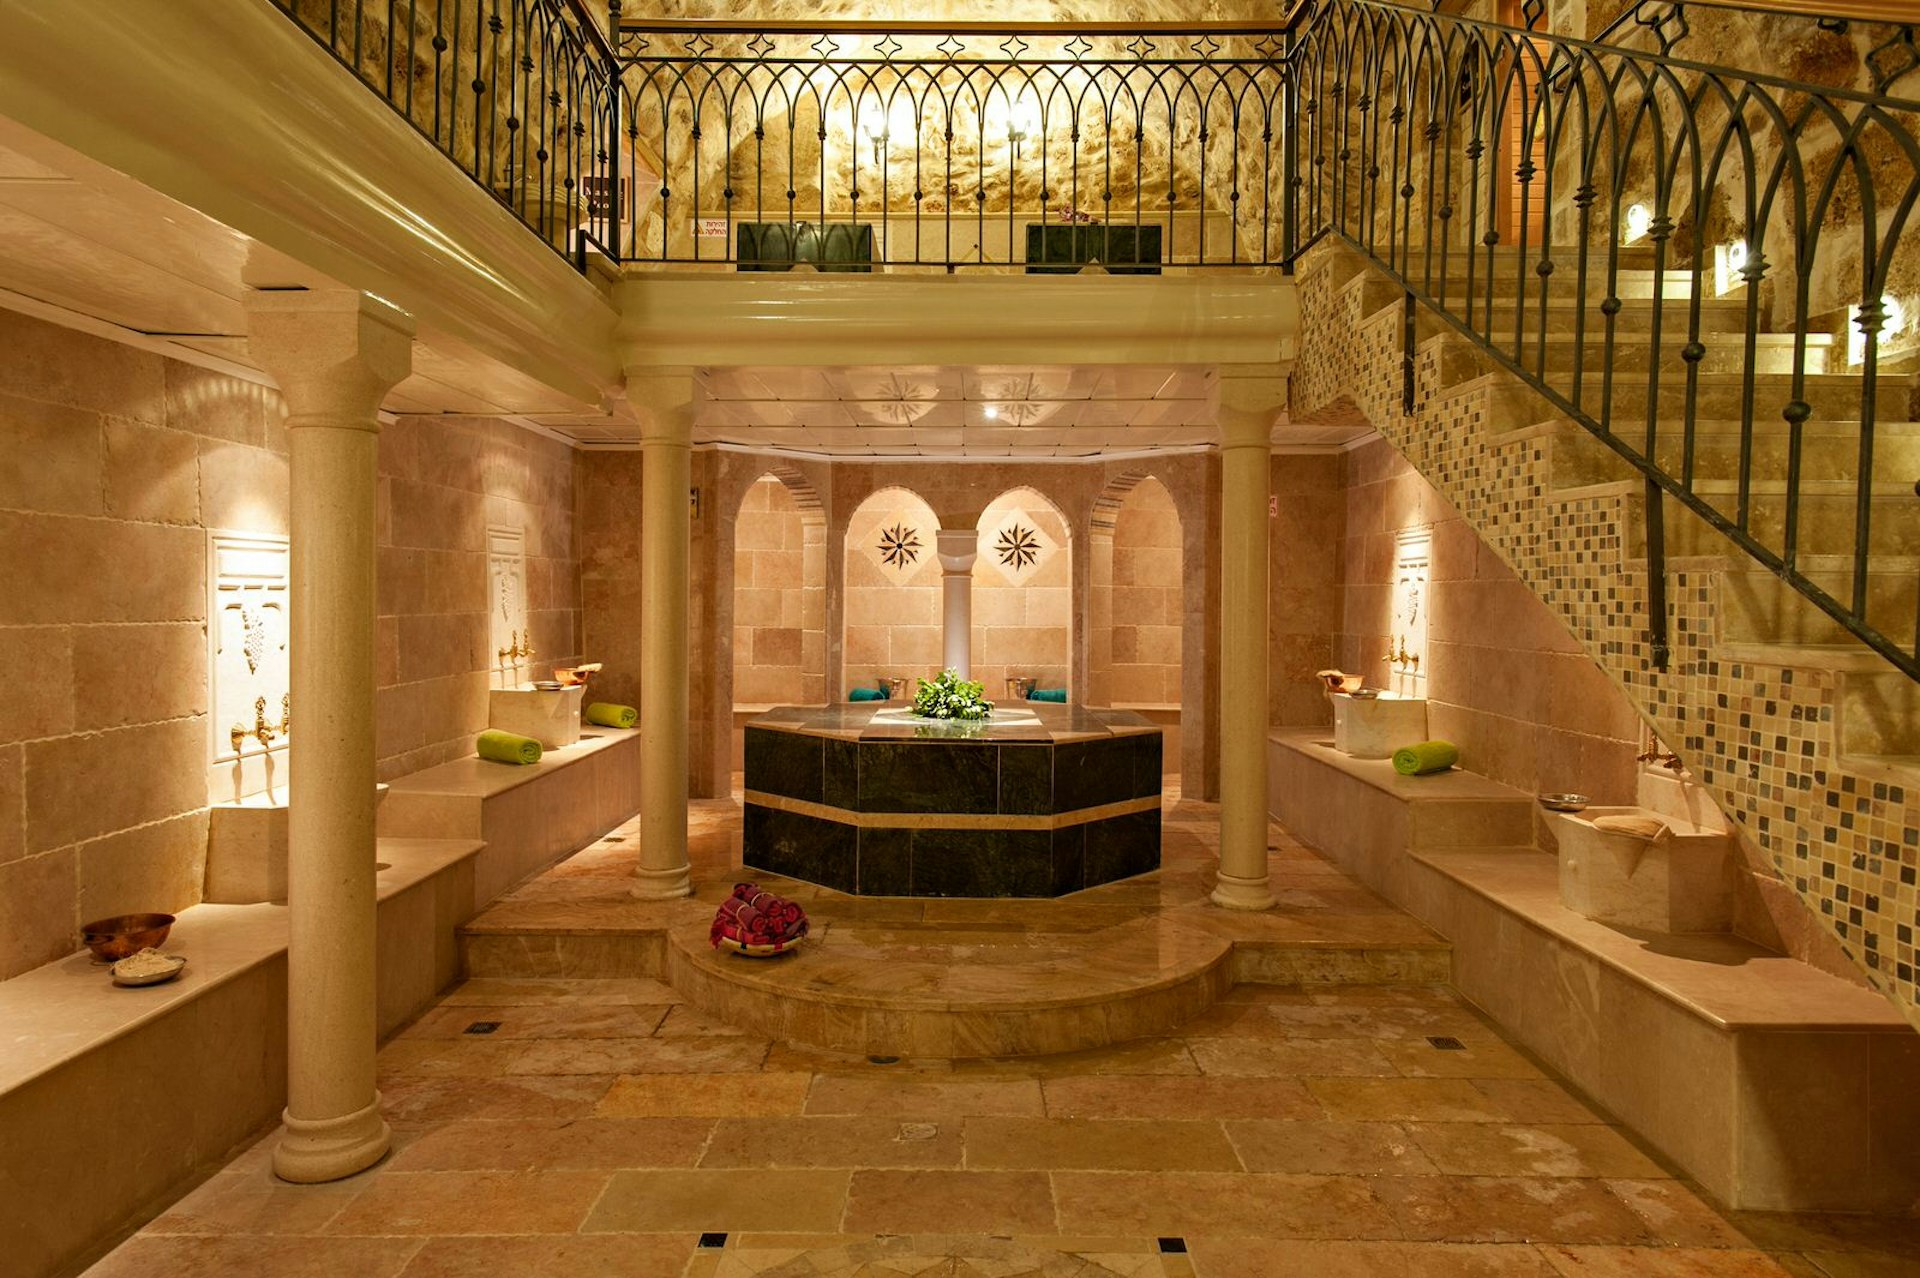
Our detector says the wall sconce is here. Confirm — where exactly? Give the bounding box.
[987,88,1042,162]
[1848,293,1906,366]
[859,98,914,166]
[1622,202,1653,245]
[1712,237,1749,297]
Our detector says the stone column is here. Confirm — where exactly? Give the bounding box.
[1213,380,1278,911]
[627,371,695,899]
[936,528,978,679]
[245,289,413,1182]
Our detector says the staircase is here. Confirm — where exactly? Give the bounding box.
[1292,237,1920,1028]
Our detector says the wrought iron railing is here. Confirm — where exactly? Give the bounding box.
[267,0,620,261]
[1284,0,1920,679]
[609,20,1291,271]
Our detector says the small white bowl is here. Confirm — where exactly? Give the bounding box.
[1538,792,1591,813]
[111,953,187,987]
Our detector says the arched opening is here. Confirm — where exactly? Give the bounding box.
[973,486,1072,701]
[731,472,827,714]
[1089,473,1183,710]
[842,486,943,697]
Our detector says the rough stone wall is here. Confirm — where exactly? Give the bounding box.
[376,415,581,782]
[1295,238,1920,1025]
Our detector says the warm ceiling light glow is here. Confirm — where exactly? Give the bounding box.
[1713,237,1749,297]
[1848,294,1905,366]
[1623,203,1653,245]
[983,405,1000,420]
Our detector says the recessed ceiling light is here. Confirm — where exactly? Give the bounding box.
[983,405,999,420]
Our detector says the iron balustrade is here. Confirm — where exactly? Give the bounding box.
[1284,0,1920,680]
[608,20,1292,271]
[266,0,620,262]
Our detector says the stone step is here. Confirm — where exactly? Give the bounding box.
[1669,481,1920,560]
[1840,668,1920,758]
[1647,420,1920,487]
[1719,561,1919,649]
[1510,332,1836,376]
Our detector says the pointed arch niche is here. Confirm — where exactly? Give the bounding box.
[1089,473,1183,709]
[842,487,943,694]
[973,487,1072,698]
[732,471,828,708]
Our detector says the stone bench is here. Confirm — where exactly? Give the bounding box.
[1269,727,1920,1212]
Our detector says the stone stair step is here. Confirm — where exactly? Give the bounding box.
[1512,332,1835,376]
[1718,560,1919,649]
[1667,481,1920,560]
[1840,668,1920,757]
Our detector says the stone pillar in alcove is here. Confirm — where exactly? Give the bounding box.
[1212,372,1282,911]
[626,370,696,900]
[245,287,413,1183]
[936,528,979,678]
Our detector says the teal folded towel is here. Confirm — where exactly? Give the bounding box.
[848,687,887,702]
[1392,740,1459,776]
[1028,688,1068,703]
[477,729,542,765]
[585,702,637,728]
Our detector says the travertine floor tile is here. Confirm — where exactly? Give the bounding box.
[1186,1035,1399,1078]
[324,1170,610,1236]
[395,1233,699,1277]
[145,1170,364,1236]
[1375,1175,1656,1245]
[806,1075,1047,1118]
[1307,1077,1515,1123]
[1605,1180,1759,1248]
[1405,1124,1669,1179]
[385,1117,715,1172]
[401,1002,673,1039]
[505,1034,771,1076]
[1535,1245,1803,1276]
[1186,1238,1557,1277]
[963,1117,1243,1172]
[83,1236,424,1278]
[1224,1119,1437,1175]
[1051,1170,1396,1238]
[381,1074,617,1125]
[1470,1079,1608,1124]
[597,1071,812,1117]
[1041,1075,1322,1121]
[843,1170,1058,1234]
[699,1116,966,1169]
[582,1169,851,1233]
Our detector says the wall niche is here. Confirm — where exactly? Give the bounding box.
[489,523,532,687]
[208,530,290,804]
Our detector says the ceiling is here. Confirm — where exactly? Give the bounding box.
[0,117,1374,458]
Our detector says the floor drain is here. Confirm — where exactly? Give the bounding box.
[868,1054,901,1065]
[603,836,626,843]
[1427,1035,1466,1051]
[1157,1237,1189,1254]
[464,1021,501,1035]
[697,1232,728,1249]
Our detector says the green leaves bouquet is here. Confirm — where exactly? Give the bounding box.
[912,669,994,720]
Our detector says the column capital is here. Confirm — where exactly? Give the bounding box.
[935,528,979,573]
[1216,363,1289,451]
[245,289,413,427]
[622,367,697,446]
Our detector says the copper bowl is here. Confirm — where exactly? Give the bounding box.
[81,913,175,962]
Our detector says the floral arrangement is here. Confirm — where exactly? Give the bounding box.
[912,669,994,720]
[1055,201,1100,225]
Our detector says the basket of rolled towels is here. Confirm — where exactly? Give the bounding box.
[586,702,637,728]
[710,882,810,957]
[1392,739,1459,776]
[476,729,542,765]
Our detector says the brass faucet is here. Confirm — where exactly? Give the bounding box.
[497,628,536,666]
[252,696,277,748]
[230,721,247,757]
[1387,634,1419,668]
[279,692,291,737]
[1637,746,1682,770]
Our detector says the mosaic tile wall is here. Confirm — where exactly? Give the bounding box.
[1293,241,1920,1029]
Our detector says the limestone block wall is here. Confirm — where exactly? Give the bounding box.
[1091,475,1183,706]
[972,488,1072,698]
[375,415,581,781]
[1269,453,1345,727]
[0,311,583,982]
[1336,435,1644,808]
[732,474,827,706]
[842,488,945,693]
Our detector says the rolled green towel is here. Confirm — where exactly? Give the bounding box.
[1392,740,1459,776]
[848,687,886,702]
[1028,688,1068,703]
[585,702,637,728]
[476,729,542,765]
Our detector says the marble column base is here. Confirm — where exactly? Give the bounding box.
[631,862,693,900]
[1211,871,1277,911]
[273,1092,390,1184]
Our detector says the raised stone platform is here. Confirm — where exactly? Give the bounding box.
[742,703,1163,897]
[460,790,1452,1058]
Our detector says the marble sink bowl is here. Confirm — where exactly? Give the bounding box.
[1332,691,1428,760]
[1554,806,1734,933]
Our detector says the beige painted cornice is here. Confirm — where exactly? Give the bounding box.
[613,272,1298,369]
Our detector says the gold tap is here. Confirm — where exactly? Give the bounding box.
[279,692,291,737]
[1636,746,1682,770]
[1387,634,1414,666]
[230,721,247,757]
[497,628,536,666]
[252,696,277,748]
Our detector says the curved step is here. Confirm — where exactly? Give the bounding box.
[664,908,1235,1059]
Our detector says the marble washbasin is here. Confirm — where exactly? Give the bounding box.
[1331,691,1428,760]
[488,683,585,748]
[1553,806,1735,933]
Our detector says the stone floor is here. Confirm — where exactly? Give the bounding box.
[83,794,1920,1278]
